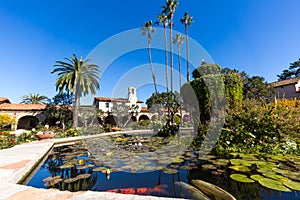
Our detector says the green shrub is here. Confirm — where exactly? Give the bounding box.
[215,99,300,155]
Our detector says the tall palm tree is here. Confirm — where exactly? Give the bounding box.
[173,34,184,89]
[180,12,193,82]
[162,0,178,93]
[155,13,169,92]
[141,20,158,95]
[21,93,48,104]
[51,54,100,128]
[173,34,184,125]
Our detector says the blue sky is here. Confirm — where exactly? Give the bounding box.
[1,0,300,104]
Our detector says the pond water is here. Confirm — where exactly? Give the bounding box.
[24,132,300,200]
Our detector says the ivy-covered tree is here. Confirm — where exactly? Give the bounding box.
[277,58,300,80]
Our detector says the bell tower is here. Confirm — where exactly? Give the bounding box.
[128,86,137,105]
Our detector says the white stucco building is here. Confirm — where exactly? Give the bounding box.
[94,87,143,113]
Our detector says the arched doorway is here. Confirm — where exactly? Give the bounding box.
[138,115,150,121]
[104,115,118,125]
[17,116,39,129]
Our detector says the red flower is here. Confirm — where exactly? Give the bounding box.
[10,140,15,145]
[0,132,2,135]
[10,133,16,137]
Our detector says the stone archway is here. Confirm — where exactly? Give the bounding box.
[104,115,118,125]
[151,114,159,121]
[17,116,39,130]
[138,114,150,121]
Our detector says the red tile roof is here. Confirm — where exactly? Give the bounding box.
[141,107,148,112]
[0,103,47,111]
[0,97,11,104]
[271,77,300,87]
[94,97,143,103]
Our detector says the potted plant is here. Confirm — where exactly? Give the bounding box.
[34,125,56,140]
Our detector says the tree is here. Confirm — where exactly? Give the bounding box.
[46,93,73,131]
[277,58,300,80]
[0,114,17,130]
[21,93,48,104]
[180,12,193,82]
[155,13,169,92]
[222,68,274,101]
[51,54,100,128]
[146,91,181,122]
[173,33,184,88]
[243,75,274,101]
[141,20,158,95]
[162,0,178,93]
[111,102,139,127]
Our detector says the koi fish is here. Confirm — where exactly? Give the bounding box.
[106,184,168,195]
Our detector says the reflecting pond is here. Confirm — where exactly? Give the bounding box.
[24,132,300,200]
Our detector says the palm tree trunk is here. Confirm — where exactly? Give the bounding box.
[164,24,169,92]
[170,14,174,93]
[148,34,158,94]
[177,43,182,89]
[73,82,81,128]
[177,43,183,125]
[185,24,190,82]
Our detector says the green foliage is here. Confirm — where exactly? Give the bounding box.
[243,75,274,101]
[0,114,17,129]
[137,120,151,127]
[215,99,300,156]
[182,63,227,124]
[277,58,300,80]
[45,93,73,130]
[174,115,181,124]
[21,93,48,104]
[51,54,100,128]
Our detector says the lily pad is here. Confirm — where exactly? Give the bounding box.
[59,164,74,169]
[263,173,290,182]
[93,167,106,172]
[229,165,251,172]
[212,159,229,166]
[272,167,291,174]
[250,174,265,181]
[162,168,178,174]
[43,176,61,182]
[75,174,91,179]
[180,165,193,170]
[230,159,252,166]
[230,174,255,183]
[201,164,217,170]
[64,178,77,183]
[282,172,300,182]
[284,181,300,191]
[258,178,291,192]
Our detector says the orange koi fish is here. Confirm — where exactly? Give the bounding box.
[106,184,168,195]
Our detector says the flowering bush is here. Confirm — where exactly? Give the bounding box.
[214,98,300,155]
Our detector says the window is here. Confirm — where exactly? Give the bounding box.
[105,102,109,108]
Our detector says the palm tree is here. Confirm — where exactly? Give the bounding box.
[173,34,184,125]
[155,13,169,92]
[141,20,158,94]
[162,0,178,93]
[180,12,193,82]
[21,93,48,104]
[51,54,100,128]
[173,34,184,89]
